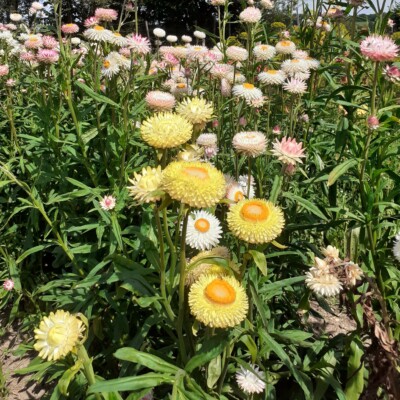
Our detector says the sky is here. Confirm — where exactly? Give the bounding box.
[302,0,393,15]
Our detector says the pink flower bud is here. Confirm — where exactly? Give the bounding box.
[367,115,379,130]
[3,279,14,291]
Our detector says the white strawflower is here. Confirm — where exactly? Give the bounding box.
[260,0,274,9]
[153,28,166,38]
[236,365,266,395]
[226,71,246,84]
[71,37,81,45]
[282,77,307,94]
[305,270,342,297]
[393,233,400,262]
[275,40,296,54]
[253,44,276,60]
[233,131,267,157]
[232,82,263,101]
[10,13,23,22]
[185,210,222,250]
[181,35,192,43]
[281,59,309,75]
[194,30,206,39]
[226,46,248,62]
[84,26,113,42]
[167,35,178,43]
[258,69,286,85]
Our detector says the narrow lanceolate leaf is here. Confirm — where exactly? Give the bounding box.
[283,193,328,221]
[114,348,179,374]
[327,159,358,187]
[88,373,174,393]
[248,250,267,276]
[75,81,120,108]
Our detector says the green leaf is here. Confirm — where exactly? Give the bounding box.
[58,359,82,395]
[16,244,53,265]
[283,193,328,221]
[185,333,229,373]
[344,337,364,400]
[88,373,174,393]
[114,348,179,374]
[269,174,283,204]
[327,159,358,187]
[260,331,312,398]
[206,355,221,389]
[75,81,120,108]
[248,250,267,276]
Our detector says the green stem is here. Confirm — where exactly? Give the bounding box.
[77,345,101,400]
[154,207,175,322]
[177,208,189,365]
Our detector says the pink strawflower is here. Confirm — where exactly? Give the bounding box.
[100,195,116,211]
[6,23,17,30]
[220,78,232,97]
[36,49,59,64]
[0,64,9,76]
[20,51,36,62]
[6,78,16,87]
[383,65,400,83]
[24,35,43,49]
[95,8,118,22]
[271,136,306,165]
[42,35,58,49]
[272,125,281,135]
[61,23,79,34]
[127,34,151,55]
[84,16,99,28]
[367,115,379,130]
[239,7,262,23]
[31,1,43,11]
[360,35,399,62]
[162,52,179,66]
[126,2,135,12]
[282,77,307,94]
[145,90,176,111]
[3,279,14,291]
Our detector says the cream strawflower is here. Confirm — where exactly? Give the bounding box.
[141,113,192,149]
[258,69,286,85]
[321,245,340,261]
[186,210,222,250]
[344,262,363,287]
[233,131,267,157]
[128,166,163,203]
[197,133,217,147]
[194,30,206,40]
[145,90,176,111]
[275,40,296,54]
[176,97,214,125]
[34,310,85,361]
[236,365,266,394]
[226,71,246,84]
[232,83,263,101]
[271,136,306,165]
[10,13,23,22]
[281,59,309,75]
[153,28,166,38]
[95,8,118,22]
[253,44,276,60]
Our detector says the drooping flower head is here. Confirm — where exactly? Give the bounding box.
[360,35,399,62]
[271,136,305,165]
[162,161,226,208]
[185,210,222,250]
[34,310,85,361]
[227,199,284,244]
[128,166,163,204]
[141,113,192,148]
[188,274,248,328]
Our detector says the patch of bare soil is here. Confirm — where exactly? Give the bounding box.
[0,319,47,400]
[304,300,357,337]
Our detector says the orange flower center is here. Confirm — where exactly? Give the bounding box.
[176,83,186,89]
[240,200,269,222]
[267,70,277,74]
[260,45,268,50]
[65,23,74,27]
[292,59,300,63]
[184,166,209,179]
[234,191,244,202]
[205,279,236,304]
[94,25,104,31]
[103,60,111,68]
[280,41,291,46]
[194,218,210,233]
[243,83,255,89]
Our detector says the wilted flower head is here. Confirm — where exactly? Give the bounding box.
[360,35,399,62]
[383,65,400,83]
